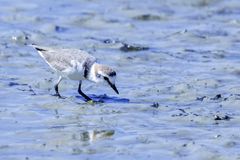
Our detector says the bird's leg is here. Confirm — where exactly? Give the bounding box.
[78,80,92,102]
[53,76,64,99]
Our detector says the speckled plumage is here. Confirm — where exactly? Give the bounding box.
[33,45,96,72]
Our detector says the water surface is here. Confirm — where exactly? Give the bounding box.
[1,0,240,159]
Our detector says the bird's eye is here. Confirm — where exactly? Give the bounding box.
[96,74,101,78]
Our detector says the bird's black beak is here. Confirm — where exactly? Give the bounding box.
[110,83,119,94]
[104,77,119,94]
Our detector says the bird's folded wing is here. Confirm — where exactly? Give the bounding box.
[31,45,97,72]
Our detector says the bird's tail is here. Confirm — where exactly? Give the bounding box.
[28,44,48,60]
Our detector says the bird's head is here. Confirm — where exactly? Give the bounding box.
[91,63,119,94]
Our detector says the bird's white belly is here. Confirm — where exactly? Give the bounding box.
[61,66,85,80]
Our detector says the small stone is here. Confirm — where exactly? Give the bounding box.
[214,115,222,120]
[151,102,159,108]
[223,115,231,120]
[211,94,222,100]
[215,135,221,138]
[182,144,187,147]
[120,43,149,52]
[196,96,206,101]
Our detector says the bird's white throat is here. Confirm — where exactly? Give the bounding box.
[88,63,99,83]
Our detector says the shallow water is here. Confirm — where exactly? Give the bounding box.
[1,0,240,159]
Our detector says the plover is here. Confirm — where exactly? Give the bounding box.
[31,44,119,101]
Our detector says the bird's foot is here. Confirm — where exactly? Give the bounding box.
[86,99,95,104]
[52,93,66,99]
[86,99,104,104]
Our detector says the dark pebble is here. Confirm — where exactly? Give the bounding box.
[214,115,232,121]
[196,96,206,101]
[182,144,187,147]
[214,115,222,120]
[120,43,149,52]
[8,82,28,87]
[211,94,222,100]
[133,14,162,21]
[8,82,20,86]
[103,39,115,44]
[150,102,159,108]
[55,25,68,33]
[171,113,188,117]
[223,115,231,120]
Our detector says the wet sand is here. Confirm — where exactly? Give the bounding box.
[0,0,240,159]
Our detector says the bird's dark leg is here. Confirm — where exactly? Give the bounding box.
[78,80,92,101]
[53,76,64,98]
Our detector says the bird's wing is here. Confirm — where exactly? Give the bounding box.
[31,45,97,71]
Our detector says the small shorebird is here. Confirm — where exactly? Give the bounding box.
[31,45,119,101]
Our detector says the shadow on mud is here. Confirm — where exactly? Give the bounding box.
[76,94,130,103]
